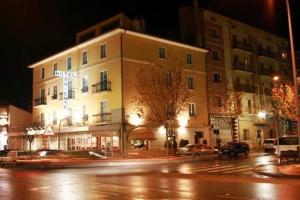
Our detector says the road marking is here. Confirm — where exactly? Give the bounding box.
[29,186,51,191]
[223,167,253,173]
[207,165,249,173]
[195,165,235,172]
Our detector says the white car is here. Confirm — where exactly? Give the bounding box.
[262,139,276,153]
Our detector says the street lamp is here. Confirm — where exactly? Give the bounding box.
[284,0,300,144]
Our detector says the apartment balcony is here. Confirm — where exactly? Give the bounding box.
[260,69,279,77]
[92,112,111,124]
[34,97,47,107]
[232,41,253,52]
[233,62,256,73]
[59,90,75,100]
[258,49,277,59]
[234,83,257,93]
[92,81,111,93]
[81,86,89,93]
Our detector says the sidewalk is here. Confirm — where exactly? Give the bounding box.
[254,163,300,178]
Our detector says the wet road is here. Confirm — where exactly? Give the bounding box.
[1,153,300,200]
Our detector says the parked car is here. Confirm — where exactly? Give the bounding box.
[263,139,276,153]
[0,151,30,167]
[178,144,218,158]
[0,150,9,157]
[220,142,249,157]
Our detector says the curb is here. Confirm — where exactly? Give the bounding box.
[253,164,300,179]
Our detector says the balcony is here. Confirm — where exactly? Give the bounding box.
[234,83,257,93]
[59,90,75,100]
[81,86,89,93]
[92,112,111,124]
[51,94,58,100]
[92,81,111,93]
[233,62,256,73]
[34,97,47,107]
[232,41,253,52]
[260,69,279,77]
[258,49,277,59]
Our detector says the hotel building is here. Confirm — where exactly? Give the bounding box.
[28,14,209,155]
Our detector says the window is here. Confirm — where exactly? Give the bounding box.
[41,89,46,103]
[100,71,108,90]
[213,72,221,83]
[82,75,89,93]
[53,111,57,125]
[216,96,223,107]
[212,50,220,61]
[82,105,88,121]
[284,68,288,76]
[41,67,45,79]
[159,47,166,59]
[52,85,57,99]
[41,113,45,126]
[100,101,109,114]
[248,100,252,113]
[186,53,192,64]
[210,28,219,39]
[189,103,196,116]
[243,129,250,141]
[68,81,73,99]
[82,51,88,65]
[187,77,194,90]
[53,63,57,75]
[67,57,72,70]
[100,44,106,59]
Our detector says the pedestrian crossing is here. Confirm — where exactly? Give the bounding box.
[161,163,255,176]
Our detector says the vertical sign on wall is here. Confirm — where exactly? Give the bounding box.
[55,71,78,110]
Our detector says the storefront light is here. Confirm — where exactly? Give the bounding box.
[129,113,144,126]
[178,115,188,127]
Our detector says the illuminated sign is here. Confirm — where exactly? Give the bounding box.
[54,70,78,110]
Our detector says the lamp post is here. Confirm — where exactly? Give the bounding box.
[285,0,300,143]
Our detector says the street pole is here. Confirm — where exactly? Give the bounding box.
[285,0,300,144]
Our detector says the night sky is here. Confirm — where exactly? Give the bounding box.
[0,0,299,111]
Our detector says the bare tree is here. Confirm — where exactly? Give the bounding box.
[134,57,193,155]
[209,81,243,142]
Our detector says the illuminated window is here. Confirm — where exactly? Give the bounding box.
[186,53,192,64]
[213,72,221,83]
[67,57,72,70]
[53,63,57,75]
[100,44,106,59]
[187,77,194,89]
[189,103,196,116]
[159,47,166,59]
[41,67,45,79]
[82,51,88,65]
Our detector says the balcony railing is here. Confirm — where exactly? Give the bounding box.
[234,83,257,93]
[233,62,256,73]
[92,81,111,93]
[258,49,277,59]
[82,114,89,121]
[81,86,89,93]
[92,112,111,124]
[59,90,75,100]
[34,97,47,106]
[232,41,253,52]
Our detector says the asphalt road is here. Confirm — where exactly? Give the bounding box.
[0,152,300,200]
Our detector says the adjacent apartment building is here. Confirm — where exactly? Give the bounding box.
[28,14,209,155]
[180,8,292,148]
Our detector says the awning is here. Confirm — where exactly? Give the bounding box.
[129,127,157,140]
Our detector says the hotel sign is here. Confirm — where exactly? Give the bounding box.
[54,70,78,110]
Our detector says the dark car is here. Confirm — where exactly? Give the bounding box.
[221,142,249,157]
[0,150,9,157]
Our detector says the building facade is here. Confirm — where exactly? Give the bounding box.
[28,15,209,155]
[180,8,292,148]
[0,105,32,150]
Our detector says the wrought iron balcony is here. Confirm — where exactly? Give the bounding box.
[232,41,253,52]
[34,97,47,106]
[234,83,256,93]
[92,112,111,124]
[233,62,256,73]
[92,81,111,93]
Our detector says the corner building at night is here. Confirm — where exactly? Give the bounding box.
[28,14,210,155]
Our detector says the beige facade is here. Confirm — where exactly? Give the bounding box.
[180,8,292,148]
[29,21,209,154]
